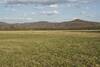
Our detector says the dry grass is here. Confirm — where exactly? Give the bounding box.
[0,31,100,67]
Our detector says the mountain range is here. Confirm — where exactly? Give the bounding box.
[0,19,100,30]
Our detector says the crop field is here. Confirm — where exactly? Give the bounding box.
[0,31,100,67]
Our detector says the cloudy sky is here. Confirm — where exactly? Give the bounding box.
[0,0,100,23]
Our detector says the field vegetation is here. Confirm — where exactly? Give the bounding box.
[0,31,100,67]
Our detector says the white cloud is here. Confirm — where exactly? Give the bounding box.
[68,0,78,2]
[40,10,59,15]
[53,10,59,14]
[49,4,58,8]
[31,12,35,15]
[2,0,95,5]
[11,8,16,11]
[26,17,33,20]
[66,4,72,7]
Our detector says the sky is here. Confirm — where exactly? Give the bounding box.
[0,0,100,23]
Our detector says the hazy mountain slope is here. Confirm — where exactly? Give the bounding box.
[0,19,100,30]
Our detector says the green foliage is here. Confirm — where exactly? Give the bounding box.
[0,31,100,67]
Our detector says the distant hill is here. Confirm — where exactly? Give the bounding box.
[0,19,100,30]
[0,22,9,25]
[60,19,100,30]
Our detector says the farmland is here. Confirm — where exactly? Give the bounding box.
[0,31,100,67]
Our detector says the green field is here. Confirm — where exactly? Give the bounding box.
[0,31,100,67]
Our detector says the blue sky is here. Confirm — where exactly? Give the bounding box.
[0,0,100,23]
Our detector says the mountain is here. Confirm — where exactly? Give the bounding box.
[60,19,100,29]
[0,22,9,25]
[0,19,100,30]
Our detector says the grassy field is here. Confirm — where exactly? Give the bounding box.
[0,31,100,67]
